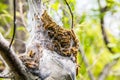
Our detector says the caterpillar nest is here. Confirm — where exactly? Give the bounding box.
[20,10,79,71]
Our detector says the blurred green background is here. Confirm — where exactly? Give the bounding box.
[0,0,120,80]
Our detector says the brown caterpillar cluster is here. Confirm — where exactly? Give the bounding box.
[19,43,43,69]
[41,10,79,58]
[20,10,79,70]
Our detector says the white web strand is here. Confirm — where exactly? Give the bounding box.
[25,0,76,80]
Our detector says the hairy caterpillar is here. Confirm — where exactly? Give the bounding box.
[41,10,79,59]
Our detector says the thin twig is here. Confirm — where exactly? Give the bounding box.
[9,0,16,49]
[98,57,119,80]
[98,0,114,53]
[64,0,74,29]
[78,45,95,80]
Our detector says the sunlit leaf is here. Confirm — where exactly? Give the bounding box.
[17,26,26,31]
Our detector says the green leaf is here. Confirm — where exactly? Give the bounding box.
[0,3,7,13]
[51,2,59,11]
[17,26,26,31]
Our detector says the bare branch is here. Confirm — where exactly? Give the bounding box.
[9,0,16,49]
[98,57,119,80]
[78,45,95,80]
[98,0,114,53]
[97,0,118,79]
[64,0,74,29]
[0,33,38,80]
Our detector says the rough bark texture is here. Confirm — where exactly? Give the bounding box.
[0,33,39,80]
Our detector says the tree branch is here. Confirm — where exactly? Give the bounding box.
[98,0,114,53]
[78,45,95,80]
[9,0,16,48]
[0,33,38,80]
[98,57,119,80]
[64,0,74,29]
[97,0,119,79]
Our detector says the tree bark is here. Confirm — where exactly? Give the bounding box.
[0,33,39,80]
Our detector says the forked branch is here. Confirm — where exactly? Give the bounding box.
[98,0,114,53]
[0,34,37,80]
